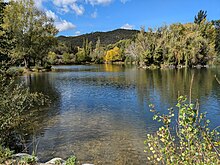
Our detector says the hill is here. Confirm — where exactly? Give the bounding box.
[57,29,139,48]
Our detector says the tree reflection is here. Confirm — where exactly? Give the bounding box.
[133,68,217,112]
[20,73,61,152]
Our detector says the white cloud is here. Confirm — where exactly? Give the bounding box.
[60,5,70,13]
[56,20,76,32]
[91,11,98,18]
[53,0,85,15]
[75,31,81,36]
[45,10,58,20]
[4,0,76,32]
[53,0,77,6]
[121,23,134,30]
[5,0,127,17]
[85,0,113,5]
[71,3,85,15]
[46,10,76,32]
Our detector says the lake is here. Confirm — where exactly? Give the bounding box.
[20,64,220,164]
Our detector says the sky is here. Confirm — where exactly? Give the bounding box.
[5,0,220,36]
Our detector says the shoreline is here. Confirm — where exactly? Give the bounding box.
[7,63,219,77]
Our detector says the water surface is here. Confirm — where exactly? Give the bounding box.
[21,65,220,164]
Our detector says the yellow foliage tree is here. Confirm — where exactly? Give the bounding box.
[104,47,121,63]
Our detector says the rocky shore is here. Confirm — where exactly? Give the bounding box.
[6,153,94,165]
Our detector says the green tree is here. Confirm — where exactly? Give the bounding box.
[82,38,92,62]
[31,11,58,66]
[194,10,207,24]
[125,22,216,67]
[91,37,105,63]
[62,52,71,64]
[212,20,220,59]
[135,27,148,63]
[47,51,57,64]
[75,38,92,63]
[2,0,57,69]
[75,48,86,63]
[0,1,13,62]
[54,43,68,55]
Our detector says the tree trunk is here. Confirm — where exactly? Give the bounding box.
[40,59,43,67]
[24,57,30,69]
[33,58,36,66]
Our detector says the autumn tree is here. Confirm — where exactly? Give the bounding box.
[104,46,122,63]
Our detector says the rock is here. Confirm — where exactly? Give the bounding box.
[12,153,39,162]
[45,158,66,165]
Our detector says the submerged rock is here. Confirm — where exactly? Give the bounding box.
[12,153,39,161]
[45,158,66,164]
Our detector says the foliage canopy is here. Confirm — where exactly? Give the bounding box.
[1,0,57,68]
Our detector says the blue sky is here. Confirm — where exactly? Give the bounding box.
[19,0,220,36]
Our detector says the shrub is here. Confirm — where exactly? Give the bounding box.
[66,155,76,165]
[0,146,13,163]
[20,155,37,165]
[0,62,49,153]
[145,96,220,164]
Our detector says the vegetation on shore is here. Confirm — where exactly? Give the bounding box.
[126,21,216,67]
[145,96,220,164]
[0,61,49,163]
[49,11,220,67]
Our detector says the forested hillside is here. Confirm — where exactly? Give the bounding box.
[57,29,139,48]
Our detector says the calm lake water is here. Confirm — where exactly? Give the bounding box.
[20,65,220,164]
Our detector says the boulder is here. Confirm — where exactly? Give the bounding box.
[45,158,66,165]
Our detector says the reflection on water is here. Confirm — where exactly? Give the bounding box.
[20,65,220,164]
